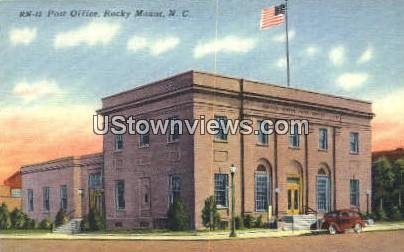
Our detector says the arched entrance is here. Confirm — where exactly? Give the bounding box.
[286,161,303,215]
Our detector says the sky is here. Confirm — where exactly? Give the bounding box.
[0,0,403,181]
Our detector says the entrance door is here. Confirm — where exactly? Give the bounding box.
[287,177,300,215]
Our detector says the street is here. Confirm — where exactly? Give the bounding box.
[1,230,403,252]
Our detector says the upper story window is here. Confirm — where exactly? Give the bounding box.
[214,115,228,141]
[11,188,22,198]
[289,124,300,148]
[115,180,125,210]
[27,189,34,212]
[169,175,181,205]
[319,128,328,150]
[167,116,180,143]
[350,179,360,207]
[43,187,50,212]
[115,134,124,151]
[139,132,150,147]
[60,185,68,210]
[257,120,269,145]
[350,132,359,154]
[214,174,229,208]
[89,172,102,188]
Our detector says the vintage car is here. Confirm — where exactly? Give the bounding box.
[322,209,366,235]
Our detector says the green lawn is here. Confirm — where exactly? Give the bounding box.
[0,229,51,234]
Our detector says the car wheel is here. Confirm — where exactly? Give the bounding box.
[328,224,337,235]
[354,223,363,233]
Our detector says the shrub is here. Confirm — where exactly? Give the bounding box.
[388,206,402,220]
[54,209,68,227]
[375,209,388,220]
[201,196,221,230]
[167,198,189,231]
[0,203,11,230]
[82,208,105,231]
[255,215,264,228]
[10,208,28,229]
[243,214,255,229]
[25,218,36,229]
[235,216,244,230]
[39,218,53,230]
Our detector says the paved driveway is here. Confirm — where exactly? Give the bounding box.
[1,230,403,252]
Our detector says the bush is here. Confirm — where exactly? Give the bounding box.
[374,209,388,220]
[81,208,105,231]
[388,206,402,220]
[25,218,36,229]
[201,196,221,230]
[54,209,68,227]
[10,208,28,229]
[38,218,53,230]
[235,216,244,230]
[0,203,11,230]
[243,214,255,229]
[255,215,264,228]
[167,198,189,231]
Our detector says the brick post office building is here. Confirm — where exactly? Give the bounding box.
[22,71,373,230]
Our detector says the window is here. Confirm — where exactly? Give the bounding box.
[60,185,68,210]
[319,128,328,150]
[115,180,125,210]
[316,175,330,212]
[350,179,360,207]
[214,174,228,207]
[43,187,50,212]
[169,175,181,205]
[27,189,34,212]
[115,134,124,150]
[168,116,180,143]
[255,171,268,211]
[350,132,359,153]
[89,172,102,188]
[11,189,22,198]
[139,132,150,147]
[257,120,269,145]
[289,124,300,148]
[214,115,228,141]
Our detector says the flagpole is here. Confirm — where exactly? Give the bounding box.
[285,0,290,87]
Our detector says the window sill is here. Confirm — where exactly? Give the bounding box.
[216,206,229,210]
[113,149,123,153]
[256,143,269,147]
[350,152,359,155]
[214,139,228,144]
[318,148,328,152]
[288,146,300,150]
[139,144,150,149]
[167,140,180,145]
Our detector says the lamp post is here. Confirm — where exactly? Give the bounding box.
[230,164,237,237]
[366,190,371,215]
[275,187,280,228]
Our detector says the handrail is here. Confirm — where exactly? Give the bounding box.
[303,205,321,230]
[66,209,76,219]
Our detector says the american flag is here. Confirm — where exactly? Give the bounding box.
[260,4,286,30]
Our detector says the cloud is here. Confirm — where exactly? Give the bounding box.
[372,87,404,151]
[9,27,37,45]
[357,47,373,64]
[329,46,345,65]
[275,57,286,68]
[272,30,295,43]
[336,73,369,90]
[54,21,121,48]
[305,46,319,57]
[193,36,256,59]
[127,36,180,56]
[12,79,63,102]
[0,104,101,181]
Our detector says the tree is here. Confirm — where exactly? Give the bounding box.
[201,196,220,230]
[167,198,189,231]
[372,157,395,211]
[0,203,11,230]
[393,159,404,208]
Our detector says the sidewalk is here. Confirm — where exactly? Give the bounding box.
[1,222,404,241]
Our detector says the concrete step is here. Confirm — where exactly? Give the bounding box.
[54,218,82,234]
[281,215,319,231]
